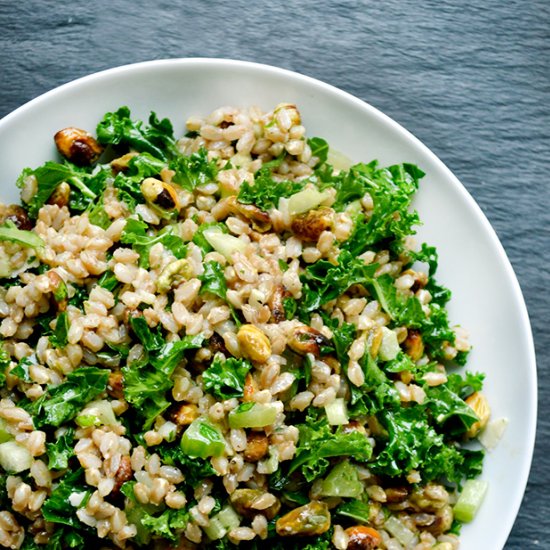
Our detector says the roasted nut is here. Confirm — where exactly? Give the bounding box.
[208,333,228,355]
[275,500,330,536]
[465,392,491,438]
[230,489,281,520]
[410,484,449,512]
[113,455,133,494]
[156,259,192,293]
[54,127,103,166]
[341,420,367,435]
[385,487,409,504]
[288,326,329,357]
[424,504,453,535]
[345,526,382,549]
[170,403,199,426]
[237,324,271,363]
[403,329,424,361]
[269,285,289,323]
[229,197,271,233]
[290,207,333,242]
[110,152,140,174]
[274,103,301,126]
[47,182,71,208]
[0,204,32,230]
[141,178,180,211]
[107,371,124,399]
[366,326,383,358]
[243,432,269,462]
[243,372,258,402]
[47,271,68,311]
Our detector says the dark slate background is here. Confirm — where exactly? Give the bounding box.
[0,1,548,548]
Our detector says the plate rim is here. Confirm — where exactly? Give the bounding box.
[0,57,538,547]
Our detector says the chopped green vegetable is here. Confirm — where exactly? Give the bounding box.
[46,427,75,470]
[0,440,33,473]
[289,418,372,482]
[180,418,226,458]
[96,107,176,160]
[202,355,251,400]
[335,500,370,524]
[238,169,306,211]
[171,147,218,191]
[228,402,278,428]
[324,398,349,426]
[319,460,363,498]
[24,367,108,429]
[453,479,488,522]
[0,221,44,249]
[50,311,69,349]
[121,218,187,268]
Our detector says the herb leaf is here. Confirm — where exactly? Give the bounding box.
[25,367,109,428]
[96,107,176,160]
[202,354,252,400]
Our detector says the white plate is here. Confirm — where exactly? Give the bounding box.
[0,59,536,549]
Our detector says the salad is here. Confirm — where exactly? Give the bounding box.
[0,103,490,549]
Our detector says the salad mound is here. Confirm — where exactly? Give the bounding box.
[0,103,489,549]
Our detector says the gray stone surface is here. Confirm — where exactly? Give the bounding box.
[0,1,548,547]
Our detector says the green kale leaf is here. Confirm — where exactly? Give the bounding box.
[122,334,204,430]
[202,354,252,400]
[42,468,91,527]
[299,250,378,313]
[141,508,189,542]
[157,441,217,487]
[199,261,228,301]
[96,107,176,160]
[339,162,423,254]
[0,221,44,249]
[121,218,187,268]
[171,148,218,192]
[49,311,70,349]
[289,418,372,482]
[238,169,306,211]
[25,367,109,428]
[0,341,11,388]
[46,427,75,470]
[307,137,329,165]
[16,162,108,218]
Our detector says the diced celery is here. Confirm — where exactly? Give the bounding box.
[0,222,44,249]
[203,227,247,260]
[0,419,13,443]
[378,327,400,361]
[0,441,33,473]
[180,418,226,458]
[258,446,279,474]
[77,399,117,427]
[203,505,241,540]
[345,200,362,217]
[384,516,417,546]
[327,148,353,171]
[319,460,363,498]
[228,402,278,429]
[479,417,508,450]
[203,516,225,541]
[286,187,330,216]
[325,398,349,426]
[453,479,489,522]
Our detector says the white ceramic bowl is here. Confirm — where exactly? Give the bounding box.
[0,59,536,549]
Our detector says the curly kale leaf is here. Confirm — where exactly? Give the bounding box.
[288,418,372,482]
[238,169,306,211]
[96,107,176,160]
[202,355,252,400]
[24,367,108,428]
